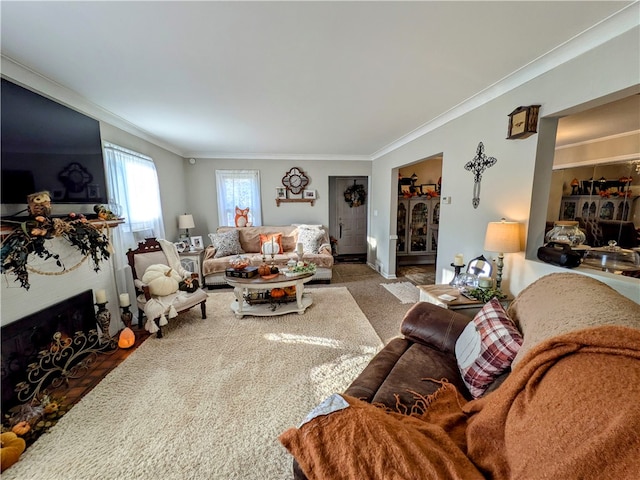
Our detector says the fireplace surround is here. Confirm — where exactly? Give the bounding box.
[1,290,99,413]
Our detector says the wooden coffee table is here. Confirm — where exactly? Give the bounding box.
[417,284,513,318]
[225,272,314,318]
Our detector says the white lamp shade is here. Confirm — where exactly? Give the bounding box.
[484,220,521,253]
[178,214,195,229]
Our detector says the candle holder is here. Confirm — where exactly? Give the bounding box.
[120,305,133,329]
[449,263,466,287]
[118,304,136,349]
[95,302,112,341]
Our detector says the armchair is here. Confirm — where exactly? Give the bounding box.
[126,238,208,338]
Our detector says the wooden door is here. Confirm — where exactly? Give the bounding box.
[333,177,368,256]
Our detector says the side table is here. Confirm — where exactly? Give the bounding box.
[418,284,513,318]
[179,249,205,285]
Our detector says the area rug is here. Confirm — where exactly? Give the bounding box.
[3,287,383,480]
[381,281,420,304]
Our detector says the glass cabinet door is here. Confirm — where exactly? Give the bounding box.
[409,200,429,253]
[396,200,408,253]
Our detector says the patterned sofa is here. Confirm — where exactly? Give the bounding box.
[202,225,333,287]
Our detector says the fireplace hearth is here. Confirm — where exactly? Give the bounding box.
[1,290,114,414]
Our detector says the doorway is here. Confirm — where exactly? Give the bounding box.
[395,155,442,272]
[329,176,368,261]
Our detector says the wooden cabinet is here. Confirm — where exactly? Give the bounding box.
[560,195,635,221]
[396,197,439,257]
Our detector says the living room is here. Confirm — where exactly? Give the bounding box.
[1,2,639,478]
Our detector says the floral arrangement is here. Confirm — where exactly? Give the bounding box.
[289,261,316,274]
[1,209,111,290]
[466,287,507,303]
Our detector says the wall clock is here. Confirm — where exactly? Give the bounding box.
[281,167,309,195]
[507,105,541,139]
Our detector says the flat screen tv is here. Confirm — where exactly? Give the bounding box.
[1,78,108,217]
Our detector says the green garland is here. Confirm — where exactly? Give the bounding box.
[1,213,111,290]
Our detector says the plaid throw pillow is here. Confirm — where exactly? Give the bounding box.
[455,298,523,398]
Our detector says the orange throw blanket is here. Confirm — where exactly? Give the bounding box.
[465,325,640,479]
[280,326,640,480]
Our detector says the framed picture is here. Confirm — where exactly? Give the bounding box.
[421,184,437,195]
[174,241,186,253]
[276,187,287,199]
[303,189,317,199]
[190,236,203,250]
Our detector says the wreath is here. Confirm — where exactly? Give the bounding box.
[1,207,112,290]
[344,182,366,208]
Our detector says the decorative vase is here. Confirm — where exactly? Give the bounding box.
[545,221,586,247]
[95,302,112,340]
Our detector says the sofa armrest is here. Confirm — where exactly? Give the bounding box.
[400,302,470,355]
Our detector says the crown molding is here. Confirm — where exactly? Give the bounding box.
[555,129,640,150]
[184,152,371,161]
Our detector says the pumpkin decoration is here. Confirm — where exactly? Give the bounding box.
[11,422,30,436]
[1,432,26,472]
[43,402,59,415]
[270,288,285,299]
[258,263,272,277]
[284,286,296,296]
[142,264,181,296]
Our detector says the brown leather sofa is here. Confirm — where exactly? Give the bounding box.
[291,272,640,479]
[293,303,475,479]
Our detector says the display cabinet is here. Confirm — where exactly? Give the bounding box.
[560,195,635,221]
[396,197,440,257]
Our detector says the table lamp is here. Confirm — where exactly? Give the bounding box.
[178,214,195,240]
[484,218,521,290]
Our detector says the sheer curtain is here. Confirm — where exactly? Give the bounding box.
[215,170,262,226]
[103,142,165,305]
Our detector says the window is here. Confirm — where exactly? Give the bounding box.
[103,142,165,251]
[215,170,262,226]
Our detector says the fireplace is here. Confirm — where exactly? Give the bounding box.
[1,290,98,413]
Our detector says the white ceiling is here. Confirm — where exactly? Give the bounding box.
[1,1,635,159]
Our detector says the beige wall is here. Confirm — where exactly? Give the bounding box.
[183,159,371,242]
[370,26,640,301]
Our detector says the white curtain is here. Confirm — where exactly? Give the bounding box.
[215,170,262,226]
[103,142,165,308]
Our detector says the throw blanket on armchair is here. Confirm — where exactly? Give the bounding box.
[279,326,640,479]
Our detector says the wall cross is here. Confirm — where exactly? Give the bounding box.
[464,142,497,208]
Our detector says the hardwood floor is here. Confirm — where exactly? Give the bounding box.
[60,328,149,409]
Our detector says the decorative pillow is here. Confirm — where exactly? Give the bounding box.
[296,228,324,254]
[208,230,244,258]
[454,298,523,398]
[260,233,283,255]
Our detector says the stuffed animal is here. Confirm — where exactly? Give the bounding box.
[235,206,249,227]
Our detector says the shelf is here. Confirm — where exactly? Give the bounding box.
[1,217,125,236]
[275,198,314,207]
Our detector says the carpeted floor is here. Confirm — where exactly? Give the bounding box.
[312,263,435,344]
[3,288,383,480]
[381,281,420,304]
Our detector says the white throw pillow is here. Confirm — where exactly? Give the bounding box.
[296,228,324,254]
